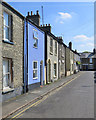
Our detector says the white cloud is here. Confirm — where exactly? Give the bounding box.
[56,12,72,24]
[58,12,72,19]
[73,35,94,52]
[73,35,94,42]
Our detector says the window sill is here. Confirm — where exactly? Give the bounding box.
[33,46,38,49]
[50,52,53,55]
[2,87,14,94]
[33,77,38,80]
[3,40,14,45]
[53,76,57,78]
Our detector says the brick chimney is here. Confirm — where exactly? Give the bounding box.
[26,10,40,26]
[40,24,51,32]
[57,36,63,43]
[69,42,72,50]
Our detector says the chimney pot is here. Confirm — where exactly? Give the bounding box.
[28,12,30,16]
[48,24,50,26]
[36,10,39,15]
[46,24,47,26]
[41,25,42,27]
[31,11,33,15]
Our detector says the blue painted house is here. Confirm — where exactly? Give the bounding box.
[24,12,45,91]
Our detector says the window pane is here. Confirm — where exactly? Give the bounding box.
[4,26,9,40]
[4,12,9,26]
[33,30,38,39]
[33,70,37,78]
[54,64,57,76]
[33,39,38,48]
[33,62,37,69]
[3,59,11,88]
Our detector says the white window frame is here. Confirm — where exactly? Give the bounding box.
[33,29,38,48]
[55,41,57,55]
[33,61,38,79]
[3,58,12,90]
[50,38,53,54]
[3,11,11,42]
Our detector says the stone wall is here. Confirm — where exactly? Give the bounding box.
[2,4,24,101]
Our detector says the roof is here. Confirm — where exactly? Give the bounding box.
[2,1,25,19]
[80,52,96,58]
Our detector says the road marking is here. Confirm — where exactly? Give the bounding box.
[9,95,48,120]
[9,74,81,120]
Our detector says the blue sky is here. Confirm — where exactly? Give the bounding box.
[8,2,94,52]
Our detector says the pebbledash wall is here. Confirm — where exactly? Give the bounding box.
[2,2,24,101]
[46,33,58,83]
[24,19,45,91]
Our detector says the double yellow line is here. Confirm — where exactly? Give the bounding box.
[10,96,48,120]
[9,74,81,120]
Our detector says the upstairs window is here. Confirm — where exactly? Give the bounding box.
[50,38,53,53]
[3,12,10,41]
[55,41,57,55]
[33,29,38,48]
[90,58,92,63]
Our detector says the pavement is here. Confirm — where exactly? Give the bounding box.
[2,72,82,119]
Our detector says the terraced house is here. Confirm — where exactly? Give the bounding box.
[1,2,24,101]
[73,50,80,73]
[24,11,45,91]
[58,37,66,79]
[65,42,74,76]
[40,24,58,83]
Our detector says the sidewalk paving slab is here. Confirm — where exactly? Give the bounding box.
[2,72,82,118]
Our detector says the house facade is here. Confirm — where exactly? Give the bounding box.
[1,2,24,101]
[80,50,96,71]
[65,42,74,76]
[58,37,66,79]
[24,12,45,91]
[46,32,58,83]
[73,50,80,73]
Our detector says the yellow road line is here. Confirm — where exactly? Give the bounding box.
[10,96,48,120]
[10,74,81,120]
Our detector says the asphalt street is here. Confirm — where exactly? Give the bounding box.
[8,71,94,119]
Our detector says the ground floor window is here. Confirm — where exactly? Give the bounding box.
[33,61,38,79]
[3,58,13,89]
[54,63,57,77]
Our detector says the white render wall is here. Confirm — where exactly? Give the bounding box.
[47,35,58,81]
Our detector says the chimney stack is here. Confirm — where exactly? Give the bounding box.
[57,36,63,43]
[69,42,72,50]
[26,10,40,26]
[41,24,51,32]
